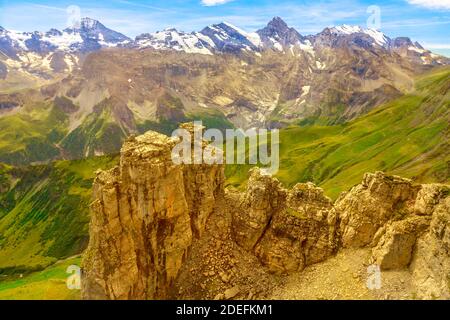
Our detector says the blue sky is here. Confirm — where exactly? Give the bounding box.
[0,0,449,55]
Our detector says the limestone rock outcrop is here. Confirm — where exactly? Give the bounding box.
[337,171,449,297]
[230,169,339,274]
[337,172,420,248]
[410,197,450,299]
[81,127,449,300]
[371,216,430,270]
[230,168,286,251]
[81,130,224,300]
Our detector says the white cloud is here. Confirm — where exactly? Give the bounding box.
[406,0,450,10]
[201,0,234,6]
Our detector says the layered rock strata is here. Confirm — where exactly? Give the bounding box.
[82,130,224,299]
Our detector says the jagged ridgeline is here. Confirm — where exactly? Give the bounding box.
[80,124,449,300]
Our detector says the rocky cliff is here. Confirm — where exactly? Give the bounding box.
[82,127,449,300]
[81,129,224,299]
[230,168,339,274]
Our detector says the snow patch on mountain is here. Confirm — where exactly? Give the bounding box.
[316,60,326,70]
[299,40,315,55]
[301,85,311,96]
[408,46,426,54]
[364,29,389,46]
[42,31,83,51]
[135,29,214,55]
[330,24,389,47]
[221,22,262,47]
[3,30,32,50]
[332,25,363,35]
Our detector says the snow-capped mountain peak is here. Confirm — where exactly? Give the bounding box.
[0,16,447,76]
[63,17,130,50]
[0,17,130,57]
[327,24,389,47]
[134,28,214,55]
[330,24,363,35]
[80,17,99,30]
[256,17,304,50]
[220,22,262,48]
[199,22,261,53]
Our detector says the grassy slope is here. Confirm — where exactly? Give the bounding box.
[0,95,234,166]
[60,105,127,160]
[226,67,450,199]
[0,156,118,273]
[0,256,81,300]
[0,101,68,165]
[138,109,235,136]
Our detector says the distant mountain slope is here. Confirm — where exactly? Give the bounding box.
[0,156,117,273]
[0,17,447,90]
[0,18,131,91]
[226,66,450,199]
[0,18,130,59]
[0,51,445,165]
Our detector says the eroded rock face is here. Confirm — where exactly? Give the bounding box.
[338,172,449,285]
[230,169,339,274]
[81,130,224,300]
[371,216,430,270]
[231,168,286,251]
[337,172,420,248]
[82,132,449,300]
[411,197,450,299]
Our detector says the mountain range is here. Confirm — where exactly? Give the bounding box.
[0,17,447,78]
[0,17,448,165]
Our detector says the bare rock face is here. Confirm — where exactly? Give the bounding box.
[413,184,449,216]
[371,216,430,270]
[81,130,224,300]
[337,172,420,247]
[254,187,339,274]
[338,171,449,283]
[410,197,450,299]
[231,169,339,274]
[231,168,286,250]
